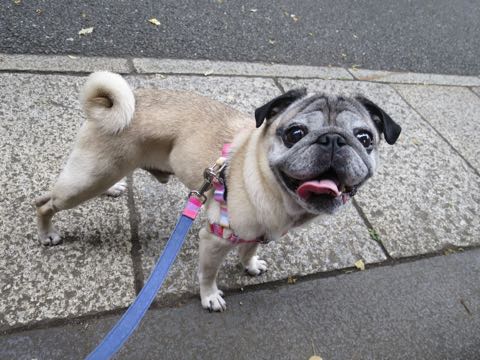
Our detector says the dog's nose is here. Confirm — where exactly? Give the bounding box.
[317,133,347,151]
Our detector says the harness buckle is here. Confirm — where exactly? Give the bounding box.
[189,158,227,204]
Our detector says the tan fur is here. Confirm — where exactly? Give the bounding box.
[36,71,397,311]
[35,72,293,311]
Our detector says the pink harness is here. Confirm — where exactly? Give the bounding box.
[208,144,263,245]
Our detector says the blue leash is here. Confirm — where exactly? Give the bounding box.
[86,195,204,360]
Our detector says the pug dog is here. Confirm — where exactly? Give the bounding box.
[35,71,401,312]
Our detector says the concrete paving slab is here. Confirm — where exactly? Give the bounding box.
[0,53,130,73]
[127,74,385,303]
[279,78,480,257]
[350,68,480,87]
[125,74,281,112]
[394,84,480,172]
[2,249,479,360]
[0,74,136,330]
[133,58,353,79]
[133,172,385,304]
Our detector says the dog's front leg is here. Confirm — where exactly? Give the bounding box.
[198,227,235,312]
[238,242,268,276]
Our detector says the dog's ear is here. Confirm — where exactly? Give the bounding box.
[255,88,307,128]
[355,96,402,145]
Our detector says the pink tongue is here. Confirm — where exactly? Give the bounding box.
[297,179,341,199]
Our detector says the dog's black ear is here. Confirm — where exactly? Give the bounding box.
[355,96,402,145]
[255,88,307,128]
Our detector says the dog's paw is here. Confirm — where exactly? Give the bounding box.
[39,231,62,246]
[244,256,268,276]
[201,289,226,312]
[104,180,127,197]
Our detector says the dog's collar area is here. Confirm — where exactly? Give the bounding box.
[208,144,266,245]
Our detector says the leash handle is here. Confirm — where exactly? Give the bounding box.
[85,196,202,360]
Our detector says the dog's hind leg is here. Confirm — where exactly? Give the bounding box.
[35,192,62,245]
[35,148,134,246]
[104,178,128,197]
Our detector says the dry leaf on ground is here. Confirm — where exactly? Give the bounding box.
[78,27,94,36]
[354,259,365,271]
[148,18,161,26]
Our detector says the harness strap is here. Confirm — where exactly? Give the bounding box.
[208,143,263,245]
[209,223,262,245]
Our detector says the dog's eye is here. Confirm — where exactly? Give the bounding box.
[356,131,373,148]
[283,126,307,147]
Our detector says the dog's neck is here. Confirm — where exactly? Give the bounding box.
[207,127,310,242]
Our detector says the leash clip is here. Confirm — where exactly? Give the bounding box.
[189,158,227,204]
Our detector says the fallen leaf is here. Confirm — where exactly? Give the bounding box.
[268,38,276,45]
[78,27,94,36]
[215,0,224,3]
[353,34,358,39]
[250,8,258,12]
[67,55,78,59]
[444,248,456,255]
[309,356,323,360]
[14,0,21,5]
[341,53,347,59]
[148,18,161,26]
[287,276,297,284]
[204,69,214,76]
[354,259,365,271]
[290,14,300,22]
[351,64,361,70]
[36,8,43,15]
[81,11,87,18]
[308,32,314,37]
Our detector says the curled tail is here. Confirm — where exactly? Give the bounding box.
[80,71,135,134]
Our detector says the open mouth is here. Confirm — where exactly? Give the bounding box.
[280,169,356,203]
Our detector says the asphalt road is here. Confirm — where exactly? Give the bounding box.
[1,250,479,359]
[1,0,479,75]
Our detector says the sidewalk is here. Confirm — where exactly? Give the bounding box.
[2,249,479,360]
[1,54,479,358]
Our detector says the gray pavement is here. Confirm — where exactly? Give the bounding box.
[1,54,480,358]
[2,0,480,75]
[1,249,479,360]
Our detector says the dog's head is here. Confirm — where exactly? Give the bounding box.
[256,89,401,214]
